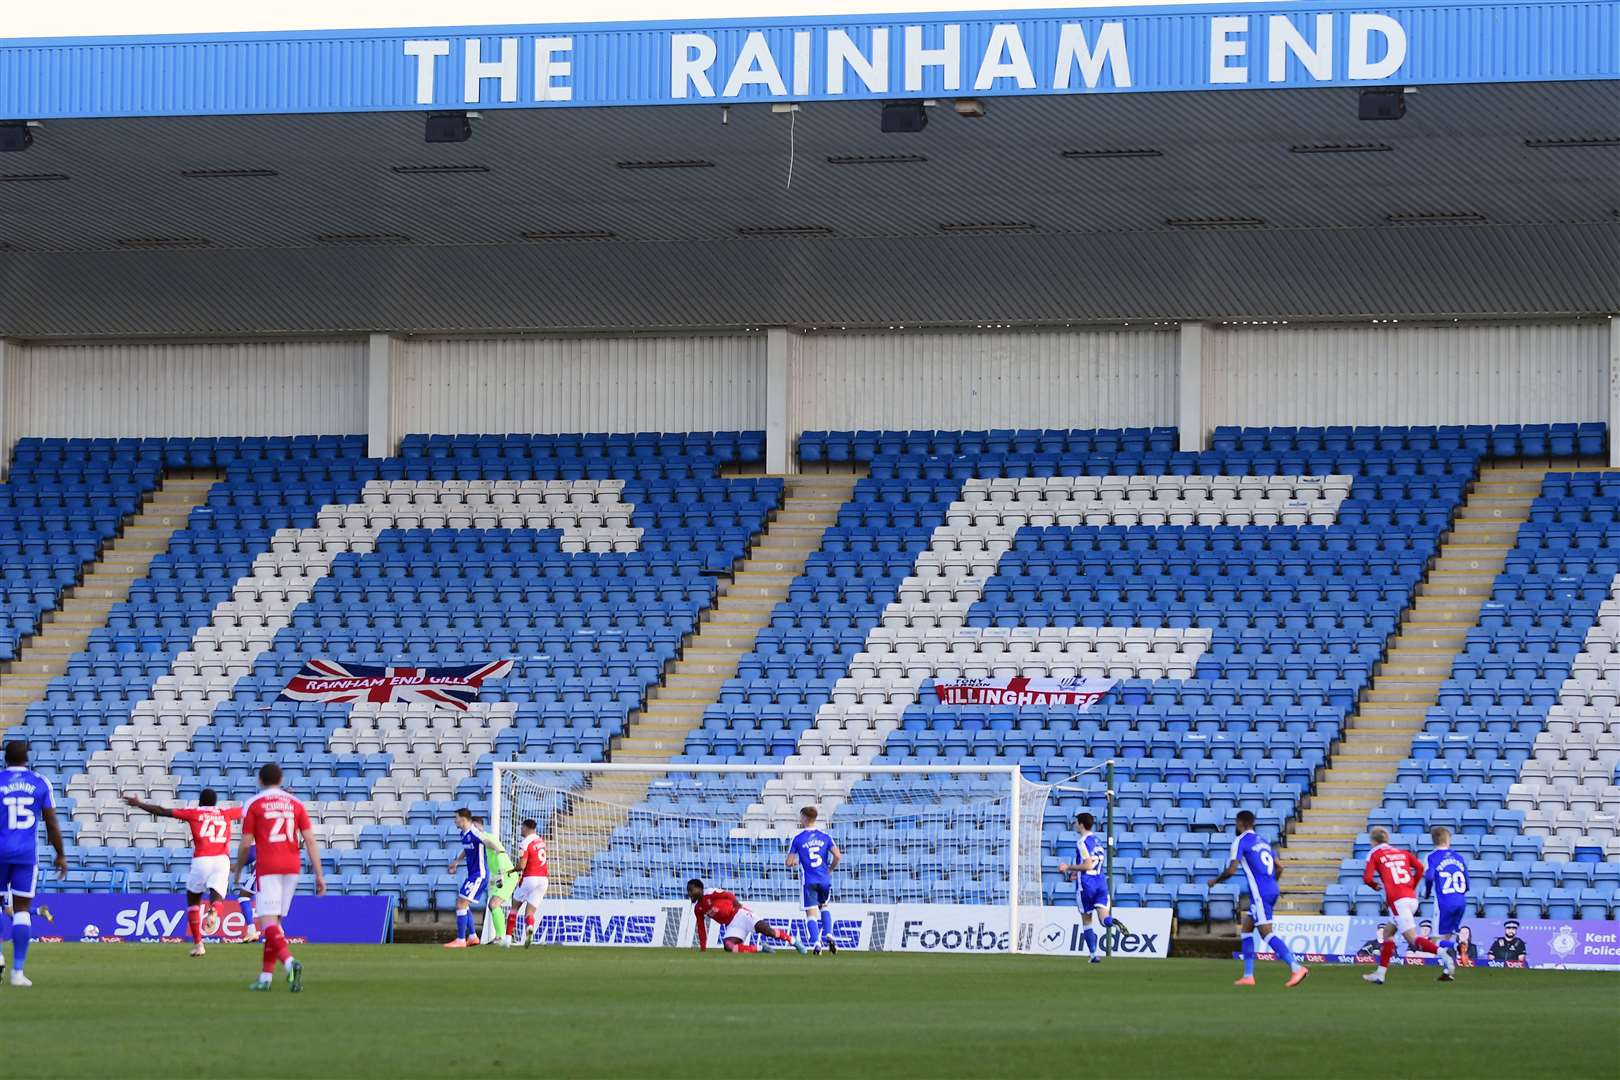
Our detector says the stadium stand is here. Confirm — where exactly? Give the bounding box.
[1326,470,1620,920]
[13,432,774,907]
[573,424,1612,922]
[11,424,1618,922]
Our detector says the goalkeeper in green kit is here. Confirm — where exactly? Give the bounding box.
[476,816,521,947]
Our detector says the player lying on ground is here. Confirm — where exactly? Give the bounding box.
[1058,812,1130,963]
[1361,826,1457,984]
[687,878,806,954]
[446,807,506,948]
[786,806,840,955]
[508,818,550,948]
[233,763,325,992]
[1209,810,1309,987]
[0,739,66,988]
[123,788,243,957]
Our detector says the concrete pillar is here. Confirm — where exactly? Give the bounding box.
[368,333,395,459]
[1610,318,1620,469]
[765,328,798,475]
[0,339,13,481]
[1178,322,1208,452]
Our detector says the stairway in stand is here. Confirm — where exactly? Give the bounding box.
[542,473,862,895]
[1275,462,1550,913]
[0,471,222,731]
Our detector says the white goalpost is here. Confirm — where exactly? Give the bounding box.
[490,762,1058,952]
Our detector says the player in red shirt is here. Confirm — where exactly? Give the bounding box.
[1361,826,1457,984]
[232,763,325,992]
[508,818,550,948]
[123,788,243,956]
[686,878,805,954]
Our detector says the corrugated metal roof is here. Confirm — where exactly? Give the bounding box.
[0,80,1613,335]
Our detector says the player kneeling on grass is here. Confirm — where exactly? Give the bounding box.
[509,819,550,947]
[687,879,805,954]
[123,788,242,957]
[1361,826,1457,985]
[1209,810,1308,988]
[1057,812,1129,963]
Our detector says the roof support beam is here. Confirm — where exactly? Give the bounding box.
[1178,321,1208,452]
[0,339,12,480]
[368,332,396,459]
[1610,317,1620,469]
[766,327,799,475]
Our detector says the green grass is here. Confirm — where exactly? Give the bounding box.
[3,946,1617,1078]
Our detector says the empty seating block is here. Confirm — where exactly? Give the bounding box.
[1373,471,1620,919]
[575,429,1478,920]
[18,434,773,904]
[0,439,163,661]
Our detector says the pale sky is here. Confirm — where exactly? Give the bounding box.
[8,0,1276,39]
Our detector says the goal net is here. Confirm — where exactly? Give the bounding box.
[491,764,1060,950]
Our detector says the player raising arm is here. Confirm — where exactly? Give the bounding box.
[1209,810,1308,987]
[786,806,840,955]
[0,740,66,987]
[233,763,325,992]
[1361,826,1457,984]
[687,879,805,954]
[123,788,242,957]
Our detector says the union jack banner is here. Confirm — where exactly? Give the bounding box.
[278,659,514,710]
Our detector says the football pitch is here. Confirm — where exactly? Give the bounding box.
[5,947,1617,1079]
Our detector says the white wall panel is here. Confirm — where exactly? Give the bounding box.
[393,335,765,440]
[790,329,1177,436]
[1204,321,1608,431]
[6,340,366,438]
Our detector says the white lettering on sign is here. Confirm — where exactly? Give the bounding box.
[1052,23,1131,90]
[534,38,574,101]
[402,13,1410,105]
[464,37,519,103]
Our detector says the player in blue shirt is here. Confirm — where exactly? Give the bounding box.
[786,806,841,956]
[1059,812,1127,963]
[446,806,504,948]
[1211,810,1308,988]
[0,741,66,987]
[235,843,260,943]
[1425,825,1470,967]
